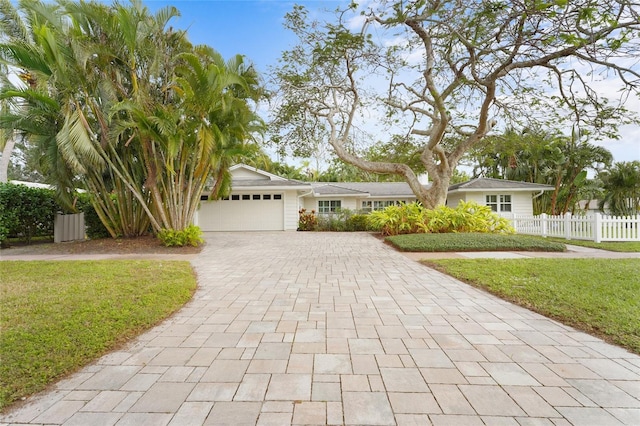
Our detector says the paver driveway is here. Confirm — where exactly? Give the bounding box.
[2,232,639,425]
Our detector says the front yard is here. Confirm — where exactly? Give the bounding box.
[0,260,196,410]
[426,258,640,354]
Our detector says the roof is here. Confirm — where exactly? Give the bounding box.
[447,178,554,193]
[311,182,420,198]
[227,164,312,190]
[231,179,312,189]
[229,164,289,182]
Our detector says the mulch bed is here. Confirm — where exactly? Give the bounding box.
[1,235,203,256]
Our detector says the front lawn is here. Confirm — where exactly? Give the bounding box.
[0,260,196,410]
[546,238,640,252]
[386,232,566,252]
[425,258,640,354]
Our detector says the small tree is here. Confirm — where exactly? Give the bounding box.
[599,161,640,216]
[271,0,639,208]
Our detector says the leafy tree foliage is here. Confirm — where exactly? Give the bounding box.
[599,161,640,216]
[270,0,640,208]
[468,128,613,214]
[0,0,263,237]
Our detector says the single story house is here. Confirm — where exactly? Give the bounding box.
[194,165,554,231]
[446,178,553,216]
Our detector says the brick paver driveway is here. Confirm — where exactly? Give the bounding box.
[2,232,639,425]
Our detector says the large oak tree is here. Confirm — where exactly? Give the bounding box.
[271,0,640,208]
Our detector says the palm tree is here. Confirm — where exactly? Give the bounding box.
[122,48,263,230]
[1,0,265,236]
[599,161,640,217]
[470,128,613,214]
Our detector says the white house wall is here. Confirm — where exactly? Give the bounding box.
[283,190,300,230]
[446,193,466,208]
[231,167,270,180]
[460,192,534,216]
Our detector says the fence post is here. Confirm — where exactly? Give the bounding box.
[564,212,572,240]
[594,213,602,243]
[510,213,518,233]
[541,213,547,238]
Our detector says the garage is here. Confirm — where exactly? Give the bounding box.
[198,192,285,231]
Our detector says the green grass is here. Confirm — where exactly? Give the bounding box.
[546,238,640,252]
[0,260,196,410]
[425,258,640,354]
[386,233,566,252]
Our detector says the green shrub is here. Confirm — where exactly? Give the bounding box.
[368,202,428,236]
[317,212,345,231]
[157,225,204,247]
[369,201,514,236]
[76,194,111,239]
[345,213,370,231]
[387,233,565,252]
[425,201,514,234]
[0,183,59,245]
[298,208,318,231]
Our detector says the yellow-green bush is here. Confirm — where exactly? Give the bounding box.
[369,201,514,236]
[157,225,204,247]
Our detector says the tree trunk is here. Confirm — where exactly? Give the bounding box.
[0,135,16,183]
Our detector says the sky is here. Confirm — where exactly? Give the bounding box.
[114,1,639,168]
[144,0,344,74]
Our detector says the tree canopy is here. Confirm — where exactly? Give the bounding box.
[0,0,264,236]
[270,0,640,208]
[468,128,613,214]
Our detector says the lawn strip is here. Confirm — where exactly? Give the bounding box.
[545,238,640,252]
[387,232,566,252]
[424,258,640,354]
[0,260,196,410]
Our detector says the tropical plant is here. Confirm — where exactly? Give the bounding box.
[157,225,204,247]
[369,201,513,236]
[0,0,264,237]
[298,208,318,231]
[368,202,429,236]
[468,128,613,214]
[599,161,640,216]
[424,202,514,234]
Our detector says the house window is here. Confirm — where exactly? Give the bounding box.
[242,194,250,200]
[373,200,398,211]
[252,194,261,200]
[486,195,498,211]
[361,201,372,212]
[486,195,512,212]
[263,194,271,200]
[318,200,341,214]
[274,194,282,200]
[500,195,512,212]
[231,194,240,200]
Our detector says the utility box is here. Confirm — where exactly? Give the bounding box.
[54,213,85,243]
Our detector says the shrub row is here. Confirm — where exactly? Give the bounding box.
[368,201,515,236]
[0,183,110,247]
[0,183,57,246]
[298,208,371,232]
[386,232,566,252]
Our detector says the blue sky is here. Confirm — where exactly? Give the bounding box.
[144,1,346,74]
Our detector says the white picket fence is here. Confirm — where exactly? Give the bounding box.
[505,213,639,242]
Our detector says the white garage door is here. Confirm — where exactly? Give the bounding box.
[198,193,284,231]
